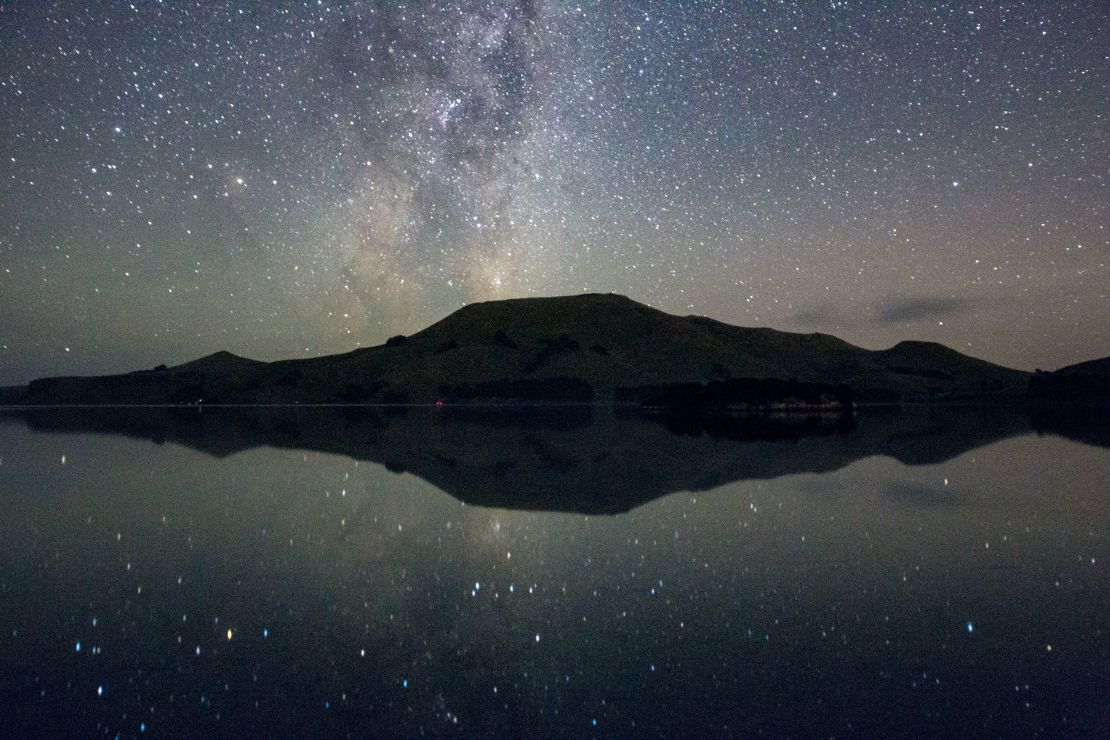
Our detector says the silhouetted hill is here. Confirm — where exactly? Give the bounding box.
[1054,356,1110,378]
[1027,355,1110,444]
[1029,355,1110,405]
[5,293,1030,405]
[171,350,266,373]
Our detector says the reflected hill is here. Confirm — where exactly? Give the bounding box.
[0,405,1037,514]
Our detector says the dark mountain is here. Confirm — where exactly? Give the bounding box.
[1053,356,1110,378]
[1029,354,1110,404]
[171,350,266,373]
[5,293,1030,406]
[1028,355,1110,444]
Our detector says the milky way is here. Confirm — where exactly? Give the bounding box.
[0,2,1106,383]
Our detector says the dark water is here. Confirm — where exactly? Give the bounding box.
[0,407,1107,738]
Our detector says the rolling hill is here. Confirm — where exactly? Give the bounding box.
[5,293,1031,405]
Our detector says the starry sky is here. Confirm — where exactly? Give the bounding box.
[0,1,1106,384]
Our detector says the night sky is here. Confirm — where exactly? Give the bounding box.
[0,2,1106,385]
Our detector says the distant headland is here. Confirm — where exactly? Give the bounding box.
[0,293,1105,407]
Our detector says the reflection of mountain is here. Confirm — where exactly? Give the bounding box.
[1030,407,1110,449]
[2,406,1033,514]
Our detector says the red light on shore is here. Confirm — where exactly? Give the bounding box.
[435,399,446,408]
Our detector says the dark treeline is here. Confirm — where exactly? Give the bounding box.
[1029,370,1109,403]
[616,377,855,409]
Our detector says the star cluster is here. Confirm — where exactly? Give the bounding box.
[0,1,1106,382]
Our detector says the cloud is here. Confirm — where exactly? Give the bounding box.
[876,295,972,325]
[788,293,976,331]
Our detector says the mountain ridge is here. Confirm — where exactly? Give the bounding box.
[2,293,1040,406]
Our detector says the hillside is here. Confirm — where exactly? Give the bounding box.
[1054,356,1110,378]
[6,293,1030,405]
[1029,354,1110,405]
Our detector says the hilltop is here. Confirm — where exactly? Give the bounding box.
[6,293,1031,405]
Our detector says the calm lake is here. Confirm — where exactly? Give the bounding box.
[0,406,1107,737]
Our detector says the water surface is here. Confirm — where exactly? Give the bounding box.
[0,407,1107,737]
